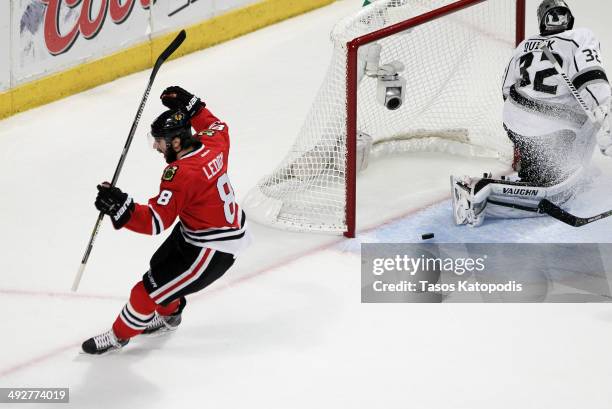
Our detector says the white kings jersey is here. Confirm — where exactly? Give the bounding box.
[502,28,610,138]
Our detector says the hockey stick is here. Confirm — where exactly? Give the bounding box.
[533,45,611,227]
[72,30,187,292]
[538,199,612,227]
[539,44,598,123]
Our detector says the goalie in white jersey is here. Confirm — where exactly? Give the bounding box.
[452,0,612,226]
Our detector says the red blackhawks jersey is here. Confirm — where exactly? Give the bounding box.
[124,107,250,255]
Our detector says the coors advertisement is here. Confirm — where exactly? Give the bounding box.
[11,0,256,86]
[40,0,155,56]
[16,0,151,83]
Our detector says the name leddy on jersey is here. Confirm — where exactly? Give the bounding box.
[203,152,224,180]
[162,165,179,181]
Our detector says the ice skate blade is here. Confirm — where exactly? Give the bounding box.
[141,327,179,338]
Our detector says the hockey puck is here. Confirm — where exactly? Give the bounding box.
[421,233,435,240]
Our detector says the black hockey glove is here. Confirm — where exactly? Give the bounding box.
[95,183,135,229]
[160,86,205,118]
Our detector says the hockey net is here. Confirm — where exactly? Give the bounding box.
[244,0,525,236]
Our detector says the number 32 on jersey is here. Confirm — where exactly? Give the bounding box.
[519,51,563,95]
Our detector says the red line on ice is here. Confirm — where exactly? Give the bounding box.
[0,195,452,379]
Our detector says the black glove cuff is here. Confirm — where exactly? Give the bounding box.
[111,197,135,229]
[191,101,206,116]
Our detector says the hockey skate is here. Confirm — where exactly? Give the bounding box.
[450,175,485,226]
[142,298,185,336]
[141,313,182,336]
[82,329,129,355]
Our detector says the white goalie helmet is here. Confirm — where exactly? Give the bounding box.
[537,0,574,35]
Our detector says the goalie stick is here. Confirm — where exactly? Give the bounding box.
[72,30,187,292]
[538,199,612,227]
[533,45,611,227]
[539,44,598,123]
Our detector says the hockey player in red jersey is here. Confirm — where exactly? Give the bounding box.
[82,86,250,354]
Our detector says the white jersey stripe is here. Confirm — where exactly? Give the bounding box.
[181,224,247,241]
[120,311,147,330]
[125,302,154,322]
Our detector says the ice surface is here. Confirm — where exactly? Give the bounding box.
[1,0,612,408]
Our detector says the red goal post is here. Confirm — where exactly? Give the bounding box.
[344,0,526,237]
[243,0,527,237]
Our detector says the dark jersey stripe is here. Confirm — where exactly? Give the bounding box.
[121,310,146,329]
[488,199,539,213]
[585,87,600,106]
[149,208,161,235]
[184,231,247,243]
[181,211,246,237]
[573,69,608,90]
[533,36,579,47]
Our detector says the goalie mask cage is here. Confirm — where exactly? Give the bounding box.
[244,0,526,237]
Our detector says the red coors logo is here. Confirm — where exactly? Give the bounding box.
[42,0,154,56]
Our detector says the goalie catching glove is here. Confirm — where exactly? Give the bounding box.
[95,183,134,229]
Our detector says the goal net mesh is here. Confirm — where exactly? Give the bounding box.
[244,0,518,233]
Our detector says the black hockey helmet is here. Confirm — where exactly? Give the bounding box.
[538,0,574,36]
[149,109,200,163]
[150,109,192,141]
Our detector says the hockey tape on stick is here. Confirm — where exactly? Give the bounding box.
[72,30,187,292]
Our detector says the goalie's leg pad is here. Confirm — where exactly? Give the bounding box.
[451,175,470,225]
[450,175,485,226]
[454,168,584,223]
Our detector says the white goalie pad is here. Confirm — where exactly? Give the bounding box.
[451,169,586,226]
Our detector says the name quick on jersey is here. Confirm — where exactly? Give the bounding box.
[203,152,224,180]
[524,39,555,53]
